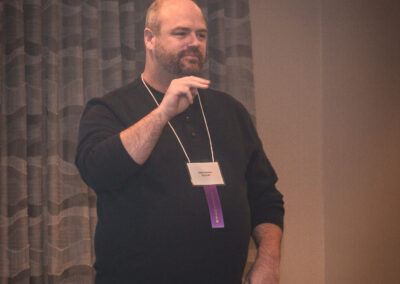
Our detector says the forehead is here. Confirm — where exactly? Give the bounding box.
[158,1,207,32]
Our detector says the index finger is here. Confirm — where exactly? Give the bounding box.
[181,76,210,88]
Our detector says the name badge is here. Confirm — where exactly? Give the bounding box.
[186,162,225,186]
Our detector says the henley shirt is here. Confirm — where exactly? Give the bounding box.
[75,77,284,284]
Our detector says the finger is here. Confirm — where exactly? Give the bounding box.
[185,75,210,84]
[172,76,209,85]
[181,76,210,87]
[170,77,209,91]
[177,86,194,104]
[183,80,210,90]
[190,87,199,97]
[184,91,194,104]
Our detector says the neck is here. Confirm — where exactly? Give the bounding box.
[142,64,178,93]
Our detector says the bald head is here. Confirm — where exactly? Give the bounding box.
[145,0,204,35]
[143,0,208,79]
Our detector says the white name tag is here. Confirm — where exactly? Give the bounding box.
[186,162,225,186]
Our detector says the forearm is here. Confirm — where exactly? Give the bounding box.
[120,76,210,165]
[120,106,168,165]
[244,223,282,283]
[253,223,282,279]
[253,223,282,262]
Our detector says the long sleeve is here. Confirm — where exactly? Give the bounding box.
[240,105,285,231]
[73,80,284,282]
[245,145,284,230]
[75,99,141,193]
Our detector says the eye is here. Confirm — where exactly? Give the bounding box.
[173,31,187,37]
[197,32,207,40]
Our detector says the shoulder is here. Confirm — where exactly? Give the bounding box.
[89,77,143,108]
[82,77,148,122]
[86,77,143,110]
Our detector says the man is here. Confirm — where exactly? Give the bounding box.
[75,0,284,283]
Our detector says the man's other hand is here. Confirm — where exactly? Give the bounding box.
[244,255,280,284]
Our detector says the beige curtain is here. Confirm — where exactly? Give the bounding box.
[0,0,255,282]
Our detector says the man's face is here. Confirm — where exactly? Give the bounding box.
[153,1,207,76]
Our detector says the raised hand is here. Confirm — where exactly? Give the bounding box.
[158,76,210,120]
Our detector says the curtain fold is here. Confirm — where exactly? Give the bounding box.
[0,0,255,282]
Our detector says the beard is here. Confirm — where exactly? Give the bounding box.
[154,43,205,76]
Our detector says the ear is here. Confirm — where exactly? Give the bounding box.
[144,28,155,51]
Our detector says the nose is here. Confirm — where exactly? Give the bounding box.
[187,32,201,47]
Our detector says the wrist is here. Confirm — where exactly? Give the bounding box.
[254,251,280,276]
[257,244,281,259]
[154,106,171,124]
[257,251,280,263]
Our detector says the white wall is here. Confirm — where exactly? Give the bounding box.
[249,1,325,283]
[249,0,400,283]
[322,0,400,283]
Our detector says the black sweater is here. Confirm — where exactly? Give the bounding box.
[75,78,284,284]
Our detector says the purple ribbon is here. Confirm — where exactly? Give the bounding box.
[203,185,225,229]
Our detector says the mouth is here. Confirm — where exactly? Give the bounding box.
[181,55,201,65]
[183,54,200,59]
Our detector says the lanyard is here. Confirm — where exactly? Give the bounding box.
[141,75,225,229]
[141,74,215,163]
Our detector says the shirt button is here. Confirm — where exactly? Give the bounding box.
[185,115,190,121]
[191,132,197,137]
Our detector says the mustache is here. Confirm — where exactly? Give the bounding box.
[178,47,203,60]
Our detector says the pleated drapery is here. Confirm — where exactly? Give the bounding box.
[0,0,255,282]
